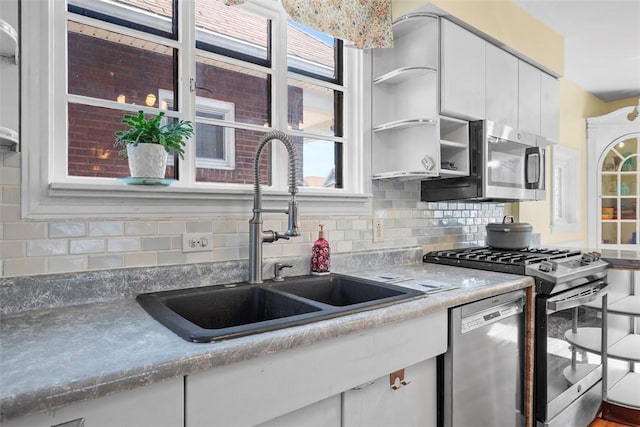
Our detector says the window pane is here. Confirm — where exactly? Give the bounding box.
[302,139,340,188]
[196,116,225,161]
[68,104,176,179]
[287,21,336,80]
[195,0,269,62]
[195,127,271,185]
[68,21,176,110]
[68,0,175,39]
[287,79,337,136]
[196,56,270,127]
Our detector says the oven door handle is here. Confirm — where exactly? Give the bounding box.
[546,281,607,312]
[525,146,545,190]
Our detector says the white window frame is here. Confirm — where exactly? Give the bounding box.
[159,89,236,170]
[20,0,370,220]
[551,145,579,233]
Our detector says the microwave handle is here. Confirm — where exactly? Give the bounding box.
[525,147,544,189]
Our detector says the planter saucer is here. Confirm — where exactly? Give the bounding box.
[118,177,176,186]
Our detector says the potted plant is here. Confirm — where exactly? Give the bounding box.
[114,110,194,178]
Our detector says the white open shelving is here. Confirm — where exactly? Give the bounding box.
[1,14,19,152]
[370,13,440,181]
[576,269,639,412]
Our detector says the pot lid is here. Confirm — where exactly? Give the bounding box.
[486,216,533,232]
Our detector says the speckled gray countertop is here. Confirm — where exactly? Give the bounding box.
[0,258,533,422]
[599,249,640,269]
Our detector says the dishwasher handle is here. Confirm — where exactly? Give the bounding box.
[460,298,524,334]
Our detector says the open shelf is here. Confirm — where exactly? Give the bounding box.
[372,170,439,181]
[373,66,437,86]
[0,18,19,64]
[373,118,436,133]
[0,126,18,152]
[392,12,438,39]
[607,371,640,409]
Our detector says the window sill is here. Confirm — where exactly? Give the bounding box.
[22,181,372,219]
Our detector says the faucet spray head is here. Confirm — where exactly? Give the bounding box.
[286,199,300,237]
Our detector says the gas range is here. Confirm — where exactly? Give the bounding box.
[423,247,610,294]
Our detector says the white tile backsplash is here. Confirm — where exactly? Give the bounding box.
[0,154,508,277]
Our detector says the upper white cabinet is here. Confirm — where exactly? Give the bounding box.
[440,19,486,120]
[540,72,560,143]
[370,13,440,179]
[485,43,518,127]
[518,61,542,135]
[438,19,559,144]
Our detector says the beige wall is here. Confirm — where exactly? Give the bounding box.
[393,0,639,246]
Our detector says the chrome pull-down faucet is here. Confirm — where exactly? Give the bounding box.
[248,130,300,284]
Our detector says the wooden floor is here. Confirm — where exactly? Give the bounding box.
[589,419,634,427]
[588,402,640,427]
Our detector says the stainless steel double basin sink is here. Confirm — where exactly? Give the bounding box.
[137,274,424,343]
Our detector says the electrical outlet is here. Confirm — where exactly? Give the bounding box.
[373,218,384,243]
[182,233,213,253]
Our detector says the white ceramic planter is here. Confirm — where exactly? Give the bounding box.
[127,143,168,178]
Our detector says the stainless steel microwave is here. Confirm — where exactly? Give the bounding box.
[421,120,546,202]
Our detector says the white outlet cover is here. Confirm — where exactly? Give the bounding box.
[182,232,213,253]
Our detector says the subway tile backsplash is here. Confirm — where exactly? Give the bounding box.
[0,153,509,277]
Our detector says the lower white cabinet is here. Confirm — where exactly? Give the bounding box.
[343,359,437,427]
[4,312,446,427]
[2,377,184,427]
[256,396,341,427]
[185,311,446,427]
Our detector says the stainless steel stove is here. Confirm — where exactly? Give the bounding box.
[424,246,610,427]
[423,247,608,295]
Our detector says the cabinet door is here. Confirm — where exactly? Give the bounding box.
[3,378,184,427]
[256,396,341,427]
[540,72,559,143]
[518,61,541,134]
[440,19,486,120]
[342,359,437,427]
[485,44,518,128]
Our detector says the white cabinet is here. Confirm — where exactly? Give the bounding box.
[0,0,20,152]
[185,311,447,427]
[342,359,437,427]
[603,269,640,410]
[370,13,440,180]
[439,116,469,177]
[580,268,640,413]
[440,19,485,121]
[485,43,518,127]
[2,378,184,427]
[257,396,341,427]
[518,61,542,135]
[540,72,560,143]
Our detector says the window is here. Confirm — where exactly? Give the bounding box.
[21,0,367,219]
[599,136,640,247]
[551,145,579,233]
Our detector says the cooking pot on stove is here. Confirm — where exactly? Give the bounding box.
[486,216,532,249]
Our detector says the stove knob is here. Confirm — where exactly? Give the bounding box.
[581,253,595,263]
[539,261,554,272]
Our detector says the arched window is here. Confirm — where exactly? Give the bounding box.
[600,136,639,247]
[587,102,640,249]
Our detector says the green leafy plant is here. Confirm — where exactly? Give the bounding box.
[114,111,194,159]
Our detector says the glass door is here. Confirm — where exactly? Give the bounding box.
[600,136,639,247]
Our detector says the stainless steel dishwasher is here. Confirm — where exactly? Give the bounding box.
[440,289,525,427]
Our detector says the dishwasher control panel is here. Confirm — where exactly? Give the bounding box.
[460,301,522,334]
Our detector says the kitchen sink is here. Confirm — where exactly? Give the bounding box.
[137,274,424,343]
[268,275,411,307]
